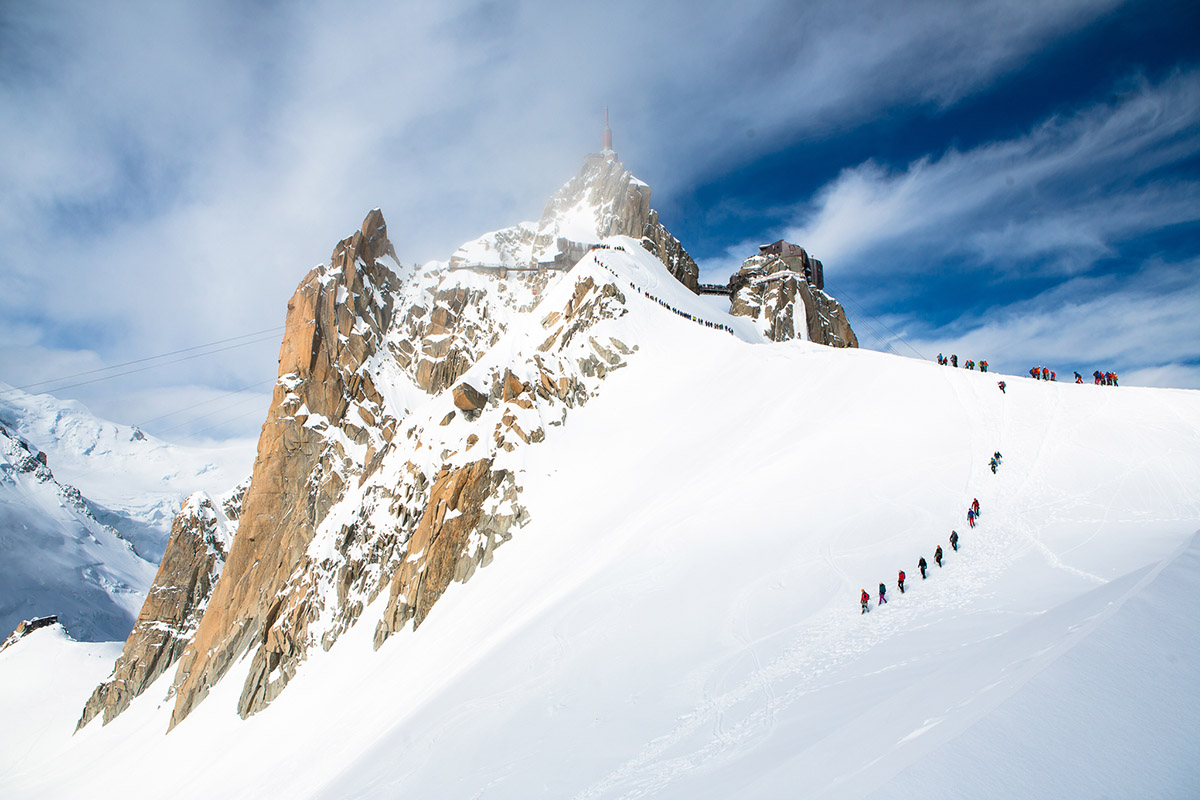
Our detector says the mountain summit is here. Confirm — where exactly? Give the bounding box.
[71,148,857,733]
[451,150,700,291]
[0,146,1195,800]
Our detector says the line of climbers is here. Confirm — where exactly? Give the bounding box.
[861,491,991,612]
[1034,366,1121,385]
[1030,366,1056,381]
[937,354,988,372]
[594,259,736,336]
[938,358,1122,388]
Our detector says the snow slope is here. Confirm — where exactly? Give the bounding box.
[0,383,253,560]
[0,625,122,769]
[0,424,155,641]
[2,242,1198,798]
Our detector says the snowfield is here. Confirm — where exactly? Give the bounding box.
[2,242,1198,798]
[0,384,253,642]
[0,383,253,560]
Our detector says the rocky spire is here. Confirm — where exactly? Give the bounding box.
[535,153,700,291]
[167,209,403,729]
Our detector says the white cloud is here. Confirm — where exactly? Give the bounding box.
[787,69,1200,275]
[896,259,1200,388]
[0,0,1148,432]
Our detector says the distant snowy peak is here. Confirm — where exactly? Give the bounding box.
[0,382,253,560]
[0,421,156,642]
[0,381,152,472]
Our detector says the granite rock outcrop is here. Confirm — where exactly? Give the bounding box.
[168,209,405,728]
[76,486,243,729]
[83,151,703,733]
[729,253,858,347]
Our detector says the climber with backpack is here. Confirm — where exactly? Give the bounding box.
[861,589,871,614]
[935,545,944,567]
[950,530,959,551]
[898,570,906,593]
[879,582,888,605]
[918,556,928,579]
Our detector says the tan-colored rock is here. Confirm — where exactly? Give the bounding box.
[729,254,858,347]
[501,369,529,402]
[168,209,403,730]
[77,488,241,730]
[453,383,488,411]
[374,459,526,646]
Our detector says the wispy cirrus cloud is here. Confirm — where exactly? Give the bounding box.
[0,0,1166,436]
[786,69,1200,278]
[883,256,1200,385]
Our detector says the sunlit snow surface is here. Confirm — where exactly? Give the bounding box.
[0,385,253,559]
[2,242,1198,798]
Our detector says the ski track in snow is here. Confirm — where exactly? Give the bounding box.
[573,370,1133,800]
[3,233,1199,800]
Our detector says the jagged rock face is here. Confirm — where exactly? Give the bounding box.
[450,152,699,290]
[227,267,632,719]
[372,458,524,646]
[99,150,676,730]
[76,486,242,730]
[537,152,652,244]
[169,210,404,729]
[641,208,699,293]
[538,153,699,291]
[389,274,551,397]
[730,255,858,347]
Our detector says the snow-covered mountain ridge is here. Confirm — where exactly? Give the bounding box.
[3,151,1197,798]
[0,383,253,560]
[152,155,766,732]
[0,419,154,641]
[4,274,1198,795]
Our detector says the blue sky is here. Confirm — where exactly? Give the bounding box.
[1,0,1198,442]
